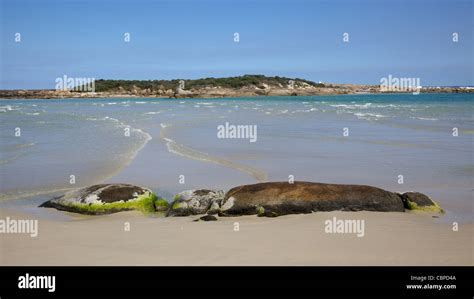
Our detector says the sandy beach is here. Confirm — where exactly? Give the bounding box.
[1,207,472,266]
[1,2,473,297]
[1,94,473,266]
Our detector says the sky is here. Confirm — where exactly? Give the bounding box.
[0,0,473,89]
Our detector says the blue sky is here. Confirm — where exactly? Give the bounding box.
[1,0,473,89]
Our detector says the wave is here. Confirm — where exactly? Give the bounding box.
[0,143,36,166]
[144,111,162,115]
[414,117,438,121]
[291,108,318,114]
[0,187,77,202]
[16,142,35,149]
[0,105,21,112]
[0,153,23,166]
[0,115,153,201]
[160,124,267,182]
[79,116,154,170]
[330,103,372,109]
[328,103,413,110]
[354,112,388,120]
[101,117,152,161]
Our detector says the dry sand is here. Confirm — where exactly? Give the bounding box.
[0,208,472,266]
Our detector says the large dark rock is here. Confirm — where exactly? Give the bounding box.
[39,184,160,215]
[218,181,406,217]
[399,191,444,213]
[399,192,435,207]
[167,189,224,217]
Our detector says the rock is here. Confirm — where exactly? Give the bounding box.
[39,184,158,215]
[400,192,444,213]
[175,86,195,98]
[219,181,406,217]
[207,199,222,215]
[256,207,279,217]
[193,215,218,222]
[154,199,170,212]
[400,192,434,207]
[167,189,224,217]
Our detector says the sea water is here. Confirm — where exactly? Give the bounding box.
[0,94,472,220]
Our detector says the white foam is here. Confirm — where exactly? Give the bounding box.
[145,111,162,115]
[104,116,120,122]
[414,117,438,121]
[354,112,388,120]
[0,105,20,112]
[160,130,266,182]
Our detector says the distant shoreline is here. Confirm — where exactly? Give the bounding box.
[1,75,472,99]
[1,88,472,100]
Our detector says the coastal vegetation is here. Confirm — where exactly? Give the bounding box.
[1,75,470,99]
[91,75,325,92]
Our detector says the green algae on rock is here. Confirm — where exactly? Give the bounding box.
[39,184,160,215]
[400,192,445,213]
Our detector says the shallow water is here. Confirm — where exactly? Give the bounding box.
[0,94,472,221]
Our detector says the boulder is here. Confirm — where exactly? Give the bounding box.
[193,215,218,222]
[219,181,406,217]
[39,184,159,215]
[400,192,434,207]
[167,189,224,217]
[400,192,444,213]
[207,199,222,215]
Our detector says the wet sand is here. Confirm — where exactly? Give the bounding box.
[1,208,472,266]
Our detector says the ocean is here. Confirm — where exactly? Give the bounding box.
[0,93,472,221]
